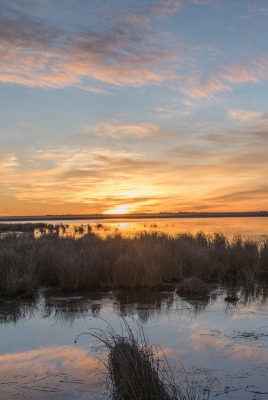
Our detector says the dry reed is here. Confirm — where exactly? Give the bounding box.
[0,228,268,296]
[75,318,205,400]
[178,277,209,295]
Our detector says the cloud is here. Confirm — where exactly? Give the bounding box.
[183,57,268,101]
[150,0,215,17]
[2,3,267,99]
[0,153,19,169]
[228,109,263,123]
[150,0,183,16]
[1,139,267,213]
[184,77,229,99]
[2,111,268,215]
[3,148,172,211]
[0,8,173,90]
[219,63,262,84]
[0,10,61,48]
[208,185,268,205]
[60,153,168,183]
[167,146,215,165]
[76,120,161,141]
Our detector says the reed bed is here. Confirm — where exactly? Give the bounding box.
[0,229,268,296]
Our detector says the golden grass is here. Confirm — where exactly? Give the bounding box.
[0,229,268,296]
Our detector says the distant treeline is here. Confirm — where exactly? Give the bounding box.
[0,230,268,297]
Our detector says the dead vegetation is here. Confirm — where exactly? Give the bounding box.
[178,277,209,295]
[0,228,268,296]
[75,318,207,400]
[0,222,47,233]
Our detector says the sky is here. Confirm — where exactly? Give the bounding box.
[1,0,268,216]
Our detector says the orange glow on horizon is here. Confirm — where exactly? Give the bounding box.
[103,204,136,215]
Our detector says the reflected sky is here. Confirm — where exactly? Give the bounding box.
[1,287,268,399]
[0,345,103,400]
[31,216,268,240]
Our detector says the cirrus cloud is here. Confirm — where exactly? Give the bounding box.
[228,109,263,123]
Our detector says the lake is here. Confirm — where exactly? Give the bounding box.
[1,286,268,399]
[1,216,268,399]
[29,216,268,240]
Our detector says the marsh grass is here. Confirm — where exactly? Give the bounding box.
[0,229,268,296]
[178,277,209,295]
[0,222,47,233]
[75,318,206,400]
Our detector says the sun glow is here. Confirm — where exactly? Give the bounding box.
[103,204,136,215]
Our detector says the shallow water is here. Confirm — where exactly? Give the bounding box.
[1,287,268,399]
[29,216,268,240]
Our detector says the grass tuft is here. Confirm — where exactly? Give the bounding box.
[75,317,207,400]
[178,277,209,295]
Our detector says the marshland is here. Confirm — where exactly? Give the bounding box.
[1,217,268,399]
[1,228,268,297]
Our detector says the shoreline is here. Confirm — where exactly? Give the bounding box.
[1,211,268,222]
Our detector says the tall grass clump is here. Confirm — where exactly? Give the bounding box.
[75,318,205,400]
[1,228,268,296]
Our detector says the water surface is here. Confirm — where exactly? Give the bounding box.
[1,287,268,399]
[27,216,268,240]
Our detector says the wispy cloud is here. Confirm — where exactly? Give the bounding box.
[0,153,19,169]
[76,120,160,140]
[150,0,182,16]
[0,8,173,90]
[228,109,263,123]
[2,4,267,100]
[150,0,215,17]
[0,10,61,48]
[183,57,268,101]
[218,62,265,84]
[5,148,170,211]
[184,77,229,99]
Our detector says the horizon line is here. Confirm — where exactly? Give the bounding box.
[0,211,268,222]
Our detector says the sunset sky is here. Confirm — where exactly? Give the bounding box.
[1,0,268,216]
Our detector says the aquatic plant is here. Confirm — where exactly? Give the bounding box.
[75,318,207,400]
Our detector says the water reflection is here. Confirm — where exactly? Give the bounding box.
[0,296,38,324]
[2,285,268,325]
[42,290,115,323]
[31,216,268,240]
[0,345,104,400]
[1,287,268,399]
[113,288,176,322]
